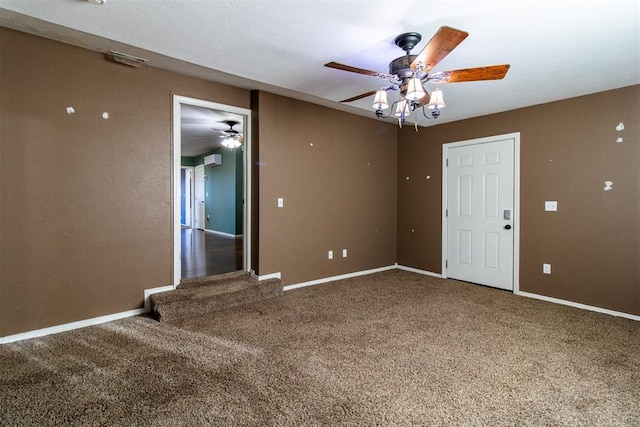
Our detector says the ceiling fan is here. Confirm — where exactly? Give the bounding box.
[325,26,510,126]
[219,120,243,148]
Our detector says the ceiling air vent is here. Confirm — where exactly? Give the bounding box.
[108,50,149,68]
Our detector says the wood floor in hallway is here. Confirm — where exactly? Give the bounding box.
[181,228,242,279]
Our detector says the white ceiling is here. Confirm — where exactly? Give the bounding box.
[181,105,244,157]
[1,0,639,129]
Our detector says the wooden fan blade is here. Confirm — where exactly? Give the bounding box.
[416,91,431,107]
[325,62,391,78]
[339,90,377,103]
[410,26,469,72]
[428,64,511,83]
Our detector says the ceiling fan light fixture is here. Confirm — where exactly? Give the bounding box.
[372,90,389,110]
[427,89,446,109]
[326,27,509,128]
[405,78,425,101]
[394,99,411,117]
[222,137,241,149]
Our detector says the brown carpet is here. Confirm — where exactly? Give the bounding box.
[151,271,283,322]
[1,270,638,426]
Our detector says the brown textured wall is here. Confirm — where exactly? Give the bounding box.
[254,92,397,285]
[2,27,636,338]
[0,29,250,336]
[397,85,640,316]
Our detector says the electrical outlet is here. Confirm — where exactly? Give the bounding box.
[342,249,347,258]
[543,263,551,274]
[545,201,557,211]
[328,250,333,260]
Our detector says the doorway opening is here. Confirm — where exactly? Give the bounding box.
[172,95,252,287]
[441,132,520,292]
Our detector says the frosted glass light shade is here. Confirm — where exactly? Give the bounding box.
[405,78,425,101]
[427,89,446,109]
[372,90,389,110]
[222,138,241,149]
[394,99,410,117]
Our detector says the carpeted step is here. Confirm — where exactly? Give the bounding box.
[150,272,282,322]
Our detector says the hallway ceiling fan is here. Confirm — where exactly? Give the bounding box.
[325,26,510,126]
[218,120,243,148]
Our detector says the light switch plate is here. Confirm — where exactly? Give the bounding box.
[342,249,347,258]
[545,201,557,211]
[543,263,551,274]
[277,197,284,208]
[328,250,333,260]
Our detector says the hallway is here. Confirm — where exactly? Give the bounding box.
[181,228,242,279]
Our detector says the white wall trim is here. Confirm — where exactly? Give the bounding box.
[441,132,521,294]
[172,95,252,289]
[256,272,282,281]
[2,284,175,344]
[179,165,195,228]
[0,308,147,344]
[516,290,640,321]
[4,267,636,344]
[283,265,396,291]
[396,265,443,278]
[144,285,174,311]
[204,229,242,239]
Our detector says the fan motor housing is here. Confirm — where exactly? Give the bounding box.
[389,54,417,80]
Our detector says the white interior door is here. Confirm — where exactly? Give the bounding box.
[194,165,205,230]
[183,167,193,227]
[445,137,515,290]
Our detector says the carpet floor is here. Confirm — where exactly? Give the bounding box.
[1,270,638,426]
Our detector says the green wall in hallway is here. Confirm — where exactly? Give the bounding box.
[187,148,243,236]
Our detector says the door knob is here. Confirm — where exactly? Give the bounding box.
[504,224,512,230]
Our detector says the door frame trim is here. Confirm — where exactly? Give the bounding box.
[180,166,195,228]
[172,95,252,288]
[193,164,205,231]
[441,132,520,292]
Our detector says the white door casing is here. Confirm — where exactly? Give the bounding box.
[442,133,520,291]
[172,95,252,288]
[194,164,205,230]
[182,167,194,227]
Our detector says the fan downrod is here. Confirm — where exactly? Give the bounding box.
[394,32,422,54]
[223,120,239,128]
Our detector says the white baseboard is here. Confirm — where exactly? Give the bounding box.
[257,272,282,281]
[1,284,177,344]
[283,265,396,291]
[4,269,635,345]
[516,290,640,321]
[396,264,443,278]
[144,285,175,311]
[0,307,147,344]
[205,229,241,239]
